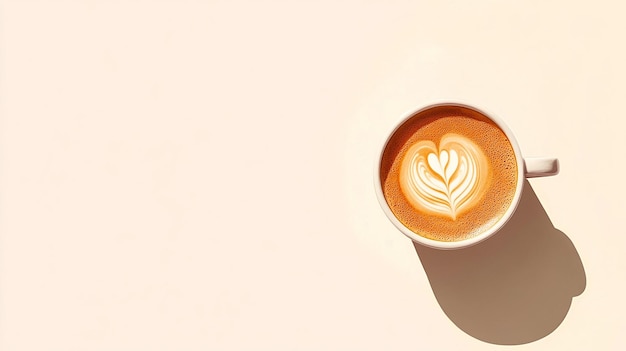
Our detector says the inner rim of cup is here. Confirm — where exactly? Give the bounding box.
[375,102,525,249]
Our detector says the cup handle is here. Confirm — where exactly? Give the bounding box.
[524,158,559,178]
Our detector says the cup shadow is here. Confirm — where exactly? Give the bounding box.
[413,180,586,345]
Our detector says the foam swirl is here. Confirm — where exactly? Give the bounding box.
[399,133,490,220]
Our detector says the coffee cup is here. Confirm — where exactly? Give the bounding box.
[374,103,558,249]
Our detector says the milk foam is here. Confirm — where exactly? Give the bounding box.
[399,133,489,220]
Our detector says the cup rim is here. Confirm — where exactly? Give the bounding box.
[374,102,525,249]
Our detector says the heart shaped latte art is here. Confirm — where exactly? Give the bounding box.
[399,133,490,220]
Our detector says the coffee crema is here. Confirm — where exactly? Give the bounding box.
[380,106,518,242]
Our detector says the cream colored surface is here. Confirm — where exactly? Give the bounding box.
[0,1,624,350]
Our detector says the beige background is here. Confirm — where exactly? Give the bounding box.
[1,1,625,350]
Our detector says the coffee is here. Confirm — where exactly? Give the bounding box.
[380,105,518,242]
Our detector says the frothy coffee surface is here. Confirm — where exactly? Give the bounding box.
[380,106,518,242]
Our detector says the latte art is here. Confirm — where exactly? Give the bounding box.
[399,133,490,220]
[380,107,518,241]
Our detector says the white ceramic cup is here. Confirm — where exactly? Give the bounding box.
[374,102,558,249]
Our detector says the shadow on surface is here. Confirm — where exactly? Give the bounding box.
[413,180,586,345]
